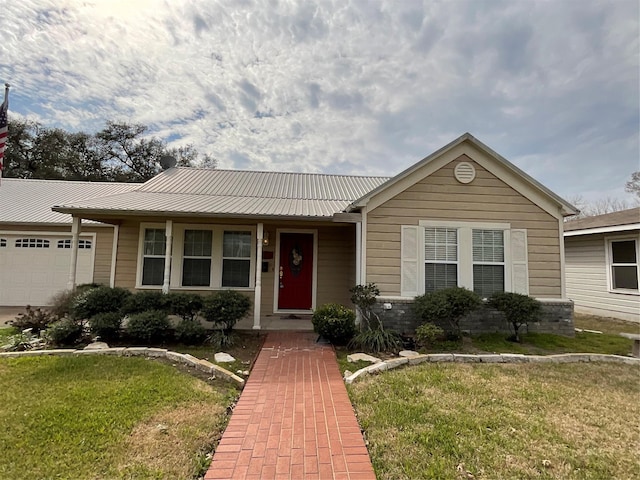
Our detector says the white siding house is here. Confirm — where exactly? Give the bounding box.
[565,208,640,323]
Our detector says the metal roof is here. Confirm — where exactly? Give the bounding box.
[54,168,390,219]
[0,178,140,225]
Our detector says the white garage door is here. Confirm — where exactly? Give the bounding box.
[0,233,94,306]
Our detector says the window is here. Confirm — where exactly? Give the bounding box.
[57,239,92,249]
[182,230,212,286]
[15,238,49,248]
[424,227,458,292]
[609,238,639,291]
[222,231,251,287]
[142,228,166,286]
[0,239,6,247]
[472,229,505,297]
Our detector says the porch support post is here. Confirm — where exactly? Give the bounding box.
[67,217,81,290]
[355,221,362,325]
[162,220,173,294]
[253,223,264,330]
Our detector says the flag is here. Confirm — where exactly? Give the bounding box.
[0,84,8,173]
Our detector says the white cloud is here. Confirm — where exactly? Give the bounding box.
[0,0,638,203]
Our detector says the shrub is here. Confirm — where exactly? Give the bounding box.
[413,287,482,338]
[43,318,85,347]
[349,283,380,328]
[125,310,172,344]
[349,329,402,354]
[488,292,542,342]
[10,306,56,334]
[202,291,251,333]
[175,319,207,345]
[89,312,123,343]
[71,286,132,320]
[415,322,445,348]
[122,291,170,315]
[167,292,204,321]
[208,330,236,349]
[312,303,357,345]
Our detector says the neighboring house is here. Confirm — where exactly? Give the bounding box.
[52,133,578,332]
[0,178,139,306]
[564,207,640,323]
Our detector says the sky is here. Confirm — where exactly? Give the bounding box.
[1,0,638,204]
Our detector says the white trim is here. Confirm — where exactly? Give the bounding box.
[136,222,257,290]
[605,234,640,296]
[162,220,173,294]
[361,206,367,283]
[559,217,566,298]
[253,223,263,330]
[564,224,640,236]
[67,218,81,290]
[419,220,511,230]
[273,228,318,314]
[110,224,119,288]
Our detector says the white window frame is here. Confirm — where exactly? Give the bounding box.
[221,230,253,288]
[423,227,459,293]
[472,229,507,297]
[137,223,167,288]
[605,235,640,296]
[418,220,512,295]
[181,228,214,288]
[136,223,256,290]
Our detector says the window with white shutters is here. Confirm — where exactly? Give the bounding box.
[424,227,458,293]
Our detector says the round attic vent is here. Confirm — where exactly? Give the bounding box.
[454,162,476,184]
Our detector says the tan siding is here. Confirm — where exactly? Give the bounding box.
[113,219,355,315]
[565,234,640,322]
[366,157,562,298]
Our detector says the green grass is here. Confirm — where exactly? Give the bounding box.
[472,331,633,356]
[0,326,18,344]
[348,362,640,480]
[0,355,236,479]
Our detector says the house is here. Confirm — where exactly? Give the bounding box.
[48,133,578,333]
[0,178,139,307]
[564,207,640,323]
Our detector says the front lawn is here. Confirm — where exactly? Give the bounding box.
[0,355,237,479]
[348,362,640,480]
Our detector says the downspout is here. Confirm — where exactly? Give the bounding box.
[253,223,264,330]
[355,221,362,325]
[67,217,81,290]
[162,220,173,294]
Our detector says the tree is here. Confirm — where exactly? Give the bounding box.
[566,194,637,220]
[3,119,215,182]
[626,171,640,199]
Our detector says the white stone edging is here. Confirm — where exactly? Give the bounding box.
[344,352,640,384]
[0,347,245,388]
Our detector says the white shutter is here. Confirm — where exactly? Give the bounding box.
[510,229,529,295]
[401,225,423,297]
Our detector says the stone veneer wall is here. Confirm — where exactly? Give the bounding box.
[373,298,575,337]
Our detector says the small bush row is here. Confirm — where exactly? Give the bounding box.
[12,286,251,348]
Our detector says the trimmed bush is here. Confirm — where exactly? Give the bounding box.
[10,306,56,334]
[44,318,85,347]
[71,286,132,320]
[415,322,445,348]
[125,310,172,344]
[413,287,482,338]
[48,283,99,320]
[175,319,207,345]
[202,291,251,333]
[488,292,542,342]
[167,292,204,322]
[312,303,357,345]
[122,291,170,315]
[89,312,123,343]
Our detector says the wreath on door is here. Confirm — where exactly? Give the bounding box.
[289,245,303,276]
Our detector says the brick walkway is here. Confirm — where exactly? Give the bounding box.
[205,331,376,480]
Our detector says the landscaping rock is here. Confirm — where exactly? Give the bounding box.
[500,353,529,363]
[385,357,408,369]
[215,352,236,363]
[427,353,454,362]
[366,362,389,373]
[343,370,353,379]
[146,348,168,358]
[84,342,109,350]
[347,353,381,363]
[453,354,480,363]
[477,354,504,363]
[399,350,420,357]
[408,354,430,365]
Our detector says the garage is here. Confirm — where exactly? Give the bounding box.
[0,233,95,306]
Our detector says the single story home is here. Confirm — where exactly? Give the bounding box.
[50,133,578,333]
[565,207,640,323]
[0,178,139,306]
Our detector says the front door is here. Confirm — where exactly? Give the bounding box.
[277,232,314,310]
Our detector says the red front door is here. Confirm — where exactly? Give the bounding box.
[278,232,314,310]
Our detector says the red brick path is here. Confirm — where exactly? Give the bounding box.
[205,331,376,480]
